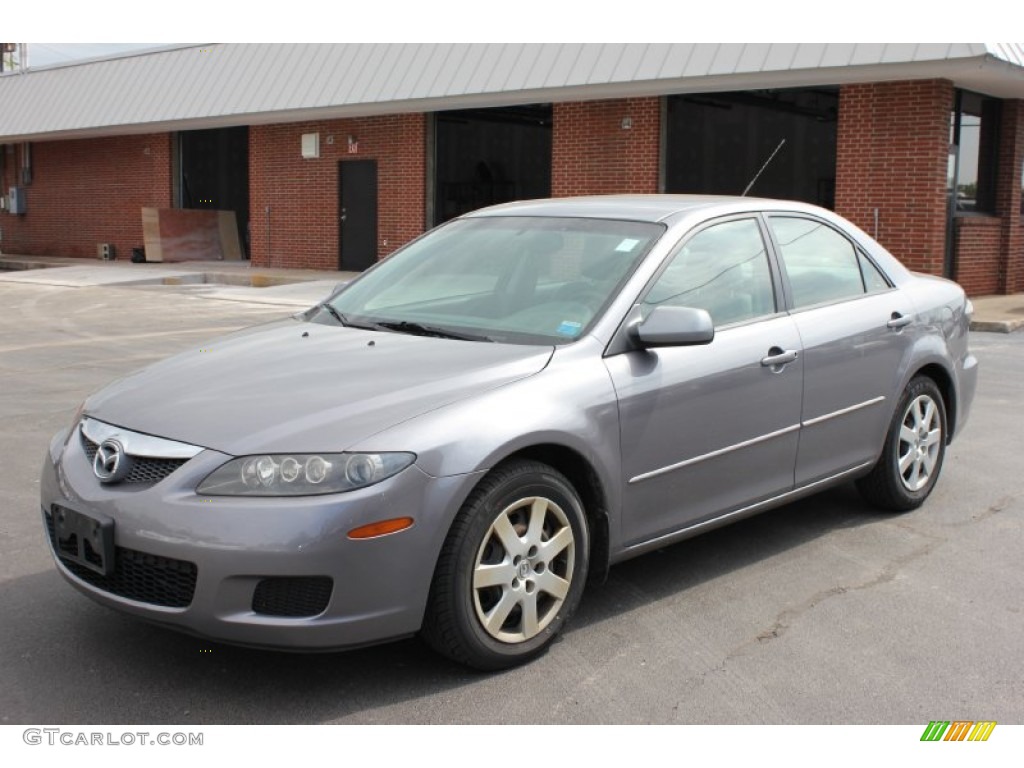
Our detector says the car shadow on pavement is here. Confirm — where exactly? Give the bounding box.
[570,482,886,630]
[1,483,890,725]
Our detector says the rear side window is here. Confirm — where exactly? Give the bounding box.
[770,217,869,308]
[858,251,891,293]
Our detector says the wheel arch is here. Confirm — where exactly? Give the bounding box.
[489,443,611,585]
[911,362,957,442]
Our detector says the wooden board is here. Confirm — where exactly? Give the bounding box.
[139,208,242,262]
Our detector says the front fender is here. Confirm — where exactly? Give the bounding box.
[354,338,625,543]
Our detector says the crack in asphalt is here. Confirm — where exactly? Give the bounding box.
[716,493,1019,664]
[599,492,1020,698]
[736,534,943,655]
[972,494,1016,521]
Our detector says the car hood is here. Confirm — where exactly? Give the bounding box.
[84,319,553,455]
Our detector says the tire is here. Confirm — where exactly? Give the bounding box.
[422,459,590,671]
[856,376,947,512]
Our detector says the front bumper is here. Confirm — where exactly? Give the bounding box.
[954,350,979,440]
[40,427,475,650]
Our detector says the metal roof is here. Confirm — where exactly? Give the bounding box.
[1,43,1023,142]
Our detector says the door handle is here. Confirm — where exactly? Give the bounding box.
[761,348,799,367]
[886,312,913,330]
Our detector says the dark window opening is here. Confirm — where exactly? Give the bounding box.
[665,88,838,208]
[179,126,250,258]
[433,105,552,226]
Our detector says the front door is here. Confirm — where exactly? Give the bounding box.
[338,160,378,271]
[606,216,803,545]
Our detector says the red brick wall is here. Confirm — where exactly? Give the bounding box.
[249,115,426,270]
[954,216,1003,295]
[835,80,953,276]
[552,98,660,197]
[995,100,1023,294]
[0,134,172,259]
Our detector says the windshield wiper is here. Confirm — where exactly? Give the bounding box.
[317,303,349,326]
[373,321,494,342]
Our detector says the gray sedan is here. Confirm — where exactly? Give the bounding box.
[40,196,978,669]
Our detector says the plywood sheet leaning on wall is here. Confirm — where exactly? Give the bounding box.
[141,208,242,262]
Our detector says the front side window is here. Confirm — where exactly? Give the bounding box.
[643,218,776,327]
[770,217,876,308]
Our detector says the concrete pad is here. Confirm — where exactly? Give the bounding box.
[128,279,342,308]
[968,294,1024,333]
[0,255,356,309]
[0,264,200,287]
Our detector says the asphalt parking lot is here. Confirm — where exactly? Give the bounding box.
[1,277,1021,725]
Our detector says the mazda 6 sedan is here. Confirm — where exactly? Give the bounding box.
[41,195,978,669]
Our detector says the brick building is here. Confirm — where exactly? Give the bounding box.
[0,43,1022,295]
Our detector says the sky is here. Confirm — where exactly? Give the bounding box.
[5,1,1010,52]
[27,43,174,68]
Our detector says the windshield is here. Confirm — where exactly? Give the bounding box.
[324,216,664,344]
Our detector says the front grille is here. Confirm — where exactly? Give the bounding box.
[252,577,333,617]
[81,432,187,485]
[45,511,197,608]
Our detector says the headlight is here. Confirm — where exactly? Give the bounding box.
[52,403,85,463]
[197,452,415,496]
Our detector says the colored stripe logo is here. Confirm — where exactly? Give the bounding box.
[921,721,996,741]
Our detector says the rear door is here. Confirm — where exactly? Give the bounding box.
[766,215,915,485]
[606,216,803,545]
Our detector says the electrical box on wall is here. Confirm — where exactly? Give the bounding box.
[301,133,320,159]
[8,187,26,215]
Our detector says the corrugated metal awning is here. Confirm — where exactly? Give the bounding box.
[1,43,1022,142]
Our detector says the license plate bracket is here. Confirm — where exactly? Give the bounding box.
[53,505,115,576]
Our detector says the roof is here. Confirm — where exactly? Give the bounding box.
[469,193,856,224]
[470,194,763,222]
[2,43,1023,142]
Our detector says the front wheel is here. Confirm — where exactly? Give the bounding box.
[856,376,947,511]
[422,460,589,670]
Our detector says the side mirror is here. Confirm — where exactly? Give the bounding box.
[630,305,715,348]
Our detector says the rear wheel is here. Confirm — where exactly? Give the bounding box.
[422,459,589,670]
[857,376,947,511]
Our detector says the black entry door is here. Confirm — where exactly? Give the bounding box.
[338,160,378,271]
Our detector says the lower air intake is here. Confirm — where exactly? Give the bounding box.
[252,576,333,617]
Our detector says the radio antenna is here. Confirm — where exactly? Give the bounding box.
[742,139,786,197]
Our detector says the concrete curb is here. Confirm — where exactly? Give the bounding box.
[0,257,67,271]
[970,319,1024,333]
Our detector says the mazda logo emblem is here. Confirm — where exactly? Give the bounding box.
[93,439,131,483]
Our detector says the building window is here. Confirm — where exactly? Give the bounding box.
[949,91,1001,214]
